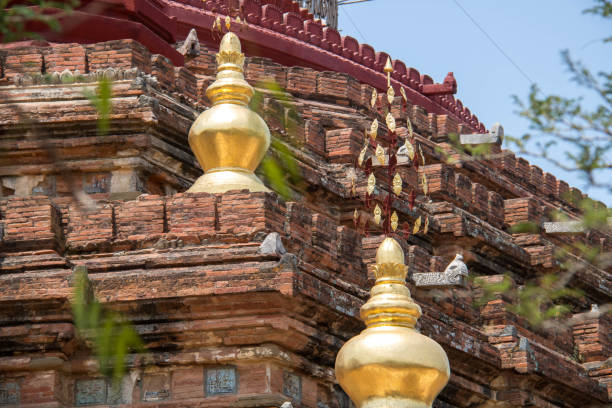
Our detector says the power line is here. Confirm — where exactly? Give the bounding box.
[451,0,536,86]
[340,5,368,43]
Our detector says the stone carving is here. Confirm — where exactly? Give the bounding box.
[542,221,584,234]
[412,254,468,288]
[0,382,19,405]
[177,28,200,57]
[141,374,170,402]
[75,378,106,406]
[282,371,301,402]
[459,123,504,146]
[206,367,236,395]
[259,232,287,255]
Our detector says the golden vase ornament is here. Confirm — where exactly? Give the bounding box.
[335,237,450,408]
[187,32,271,193]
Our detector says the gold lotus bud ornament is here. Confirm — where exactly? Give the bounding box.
[335,237,450,408]
[187,32,271,193]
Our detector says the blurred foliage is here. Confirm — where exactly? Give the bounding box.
[84,78,113,135]
[0,0,78,43]
[72,266,145,385]
[473,1,612,329]
[250,80,303,200]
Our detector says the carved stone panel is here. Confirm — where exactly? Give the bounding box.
[282,371,301,402]
[206,366,237,395]
[0,382,19,405]
[75,378,106,406]
[141,374,170,402]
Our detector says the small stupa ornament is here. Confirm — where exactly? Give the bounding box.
[335,237,450,408]
[187,32,271,193]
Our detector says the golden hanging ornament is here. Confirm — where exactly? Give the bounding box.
[386,112,396,133]
[375,144,385,166]
[370,119,378,140]
[392,172,402,196]
[406,117,414,140]
[413,216,421,234]
[350,176,357,196]
[424,216,429,234]
[404,139,415,161]
[371,88,378,109]
[387,86,395,105]
[374,204,382,226]
[390,211,399,232]
[400,86,407,102]
[367,173,376,195]
[422,173,428,195]
[353,208,359,223]
[419,144,426,166]
[358,143,367,166]
[225,15,231,30]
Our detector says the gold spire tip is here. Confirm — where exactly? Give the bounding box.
[383,57,393,73]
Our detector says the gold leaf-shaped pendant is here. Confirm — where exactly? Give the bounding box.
[419,145,426,166]
[358,144,367,166]
[413,216,421,234]
[387,86,395,104]
[353,208,359,223]
[423,216,429,234]
[236,16,242,24]
[374,204,382,226]
[392,172,402,196]
[367,173,376,195]
[225,15,231,30]
[371,88,378,108]
[422,173,428,195]
[350,177,357,196]
[386,112,396,133]
[406,117,414,139]
[404,139,415,161]
[370,119,378,140]
[375,144,385,166]
[400,86,407,101]
[391,211,399,232]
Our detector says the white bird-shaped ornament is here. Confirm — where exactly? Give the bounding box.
[444,254,468,281]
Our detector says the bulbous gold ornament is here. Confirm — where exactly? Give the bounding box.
[335,237,450,408]
[187,32,271,193]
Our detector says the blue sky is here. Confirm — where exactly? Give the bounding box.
[337,0,611,205]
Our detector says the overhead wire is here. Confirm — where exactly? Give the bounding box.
[339,3,368,43]
[451,0,536,86]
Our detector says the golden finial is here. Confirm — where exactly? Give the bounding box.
[335,236,450,407]
[383,57,393,73]
[384,57,393,87]
[187,32,271,193]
